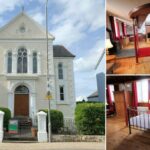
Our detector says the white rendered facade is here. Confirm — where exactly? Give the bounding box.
[0,12,76,124]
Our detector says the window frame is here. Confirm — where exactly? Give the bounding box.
[58,63,63,79]
[17,47,28,73]
[136,79,148,103]
[33,52,38,74]
[7,51,12,73]
[59,85,64,101]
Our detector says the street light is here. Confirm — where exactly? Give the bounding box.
[46,0,51,142]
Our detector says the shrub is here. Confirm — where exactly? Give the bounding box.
[39,109,64,133]
[75,103,105,135]
[0,107,11,130]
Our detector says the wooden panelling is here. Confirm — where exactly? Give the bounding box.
[114,91,132,125]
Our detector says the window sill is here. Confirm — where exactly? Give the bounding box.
[6,73,39,80]
[56,100,70,105]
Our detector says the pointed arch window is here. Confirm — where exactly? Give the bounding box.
[58,63,63,79]
[17,48,27,73]
[33,52,37,73]
[7,52,12,73]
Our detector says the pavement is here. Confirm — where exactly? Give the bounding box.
[0,142,105,150]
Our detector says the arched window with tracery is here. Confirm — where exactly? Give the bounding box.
[33,52,37,73]
[17,48,27,73]
[7,52,12,73]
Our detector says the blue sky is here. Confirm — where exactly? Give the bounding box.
[0,0,105,101]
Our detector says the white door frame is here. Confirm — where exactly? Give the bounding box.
[8,81,36,124]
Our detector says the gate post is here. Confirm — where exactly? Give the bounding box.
[0,111,4,143]
[37,111,48,142]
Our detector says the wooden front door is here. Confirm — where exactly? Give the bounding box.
[14,94,29,116]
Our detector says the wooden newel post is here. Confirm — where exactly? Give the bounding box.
[37,111,48,142]
[133,18,139,63]
[0,111,4,143]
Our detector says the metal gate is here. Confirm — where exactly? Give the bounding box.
[4,116,37,141]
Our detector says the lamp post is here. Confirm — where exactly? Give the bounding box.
[46,0,51,142]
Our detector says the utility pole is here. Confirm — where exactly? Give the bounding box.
[46,0,51,142]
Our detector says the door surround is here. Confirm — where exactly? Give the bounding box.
[14,85,29,116]
[8,81,36,124]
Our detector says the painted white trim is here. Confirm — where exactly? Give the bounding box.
[37,52,41,75]
[8,81,36,123]
[0,12,55,40]
[12,51,17,74]
[28,50,32,74]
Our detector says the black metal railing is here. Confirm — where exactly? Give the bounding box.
[127,107,150,134]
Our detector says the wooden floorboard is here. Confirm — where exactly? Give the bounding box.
[113,57,150,74]
[107,117,150,150]
[108,41,150,74]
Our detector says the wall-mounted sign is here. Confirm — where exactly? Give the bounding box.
[8,120,19,134]
[45,91,52,100]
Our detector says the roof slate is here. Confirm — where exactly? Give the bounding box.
[53,45,75,58]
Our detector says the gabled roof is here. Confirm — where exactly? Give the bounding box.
[0,12,55,40]
[87,91,98,98]
[53,45,75,58]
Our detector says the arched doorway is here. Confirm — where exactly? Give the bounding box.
[14,85,29,116]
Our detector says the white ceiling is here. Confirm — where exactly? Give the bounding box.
[107,0,150,22]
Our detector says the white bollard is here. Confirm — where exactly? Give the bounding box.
[37,111,48,142]
[0,111,4,143]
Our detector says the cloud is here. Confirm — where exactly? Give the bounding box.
[31,12,45,25]
[51,20,86,46]
[51,0,105,46]
[74,40,105,72]
[51,0,105,30]
[0,0,21,14]
[74,71,97,99]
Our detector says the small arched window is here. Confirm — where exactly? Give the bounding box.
[33,52,37,73]
[17,48,27,73]
[15,85,29,94]
[58,63,63,79]
[7,52,12,73]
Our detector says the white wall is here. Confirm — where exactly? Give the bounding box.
[54,58,76,119]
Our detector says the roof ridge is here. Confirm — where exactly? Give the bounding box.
[0,12,55,40]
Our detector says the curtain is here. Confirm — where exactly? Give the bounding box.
[122,22,127,37]
[107,85,113,105]
[148,80,150,108]
[132,81,138,108]
[116,19,120,39]
[109,16,117,40]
